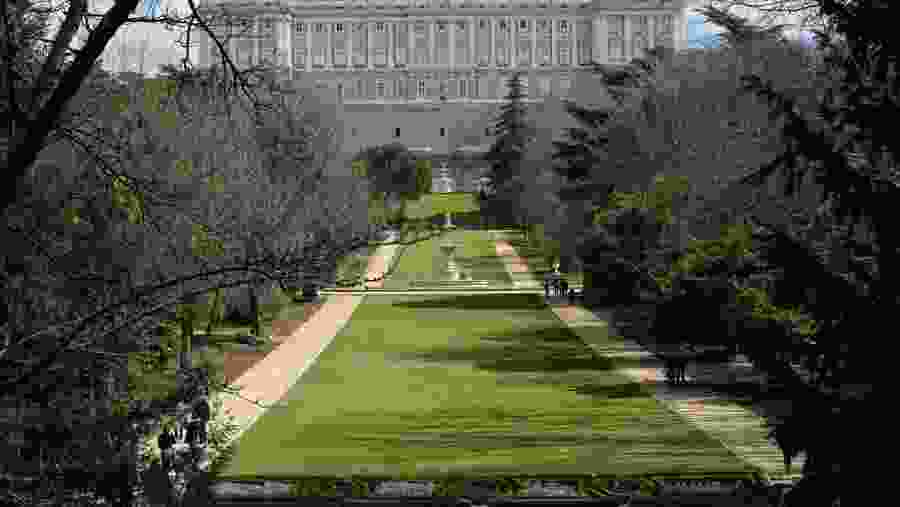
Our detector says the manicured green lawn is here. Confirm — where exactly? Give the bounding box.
[499,230,584,287]
[383,229,513,289]
[220,293,751,480]
[404,192,481,220]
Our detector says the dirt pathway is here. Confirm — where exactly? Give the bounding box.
[493,233,541,289]
[214,244,397,450]
[491,234,800,483]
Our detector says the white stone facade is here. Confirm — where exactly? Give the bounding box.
[191,0,687,158]
[193,0,688,102]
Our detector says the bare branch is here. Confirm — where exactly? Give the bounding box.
[29,0,85,116]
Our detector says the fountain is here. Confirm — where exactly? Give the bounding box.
[433,162,456,230]
[439,240,462,281]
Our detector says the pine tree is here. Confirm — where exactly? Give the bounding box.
[482,72,531,224]
[552,100,615,185]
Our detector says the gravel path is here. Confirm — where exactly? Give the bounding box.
[492,236,801,485]
[214,243,398,450]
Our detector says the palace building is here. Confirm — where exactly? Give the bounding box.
[192,0,689,180]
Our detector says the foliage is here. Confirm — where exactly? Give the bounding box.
[349,477,372,497]
[289,478,340,496]
[415,158,432,196]
[608,4,892,504]
[495,477,528,496]
[205,394,244,481]
[480,73,532,227]
[484,73,530,191]
[432,477,467,497]
[0,64,380,504]
[354,143,422,201]
[552,102,615,184]
[671,222,754,275]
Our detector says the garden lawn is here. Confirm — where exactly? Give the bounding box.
[220,293,752,480]
[403,193,481,220]
[498,230,584,287]
[382,229,513,289]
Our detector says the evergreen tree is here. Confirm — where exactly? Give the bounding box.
[481,72,531,226]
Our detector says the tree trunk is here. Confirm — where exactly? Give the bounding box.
[249,284,260,337]
[205,288,222,335]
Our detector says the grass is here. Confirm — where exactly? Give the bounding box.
[334,245,378,288]
[219,292,753,480]
[404,193,481,220]
[500,231,584,287]
[382,229,513,289]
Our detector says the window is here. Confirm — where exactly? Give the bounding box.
[394,127,401,138]
[295,23,305,33]
[376,79,385,98]
[537,76,550,96]
[471,78,479,97]
[437,21,447,32]
[264,20,273,30]
[499,20,508,31]
[459,78,467,97]
[335,23,344,33]
[479,19,487,29]
[337,83,344,100]
[375,22,385,32]
[559,76,571,95]
[417,79,425,97]
[440,127,446,137]
[519,20,528,31]
[559,20,569,33]
[351,127,358,136]
[485,127,491,136]
[315,23,325,33]
[457,21,466,31]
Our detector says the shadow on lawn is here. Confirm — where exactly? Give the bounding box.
[390,294,547,311]
[390,321,674,401]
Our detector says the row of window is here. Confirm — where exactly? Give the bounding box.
[232,15,674,38]
[253,15,675,36]
[336,75,567,99]
[356,126,448,138]
[296,19,572,34]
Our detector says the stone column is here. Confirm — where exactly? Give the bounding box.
[326,23,333,69]
[409,20,415,66]
[531,17,537,68]
[449,17,456,68]
[303,22,310,72]
[592,14,606,65]
[469,16,476,65]
[368,22,375,69]
[512,17,518,68]
[389,21,395,67]
[346,21,353,65]
[550,18,557,66]
[489,17,495,68]
[569,16,576,66]
[280,16,293,79]
[430,20,436,65]
[624,15,631,61]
